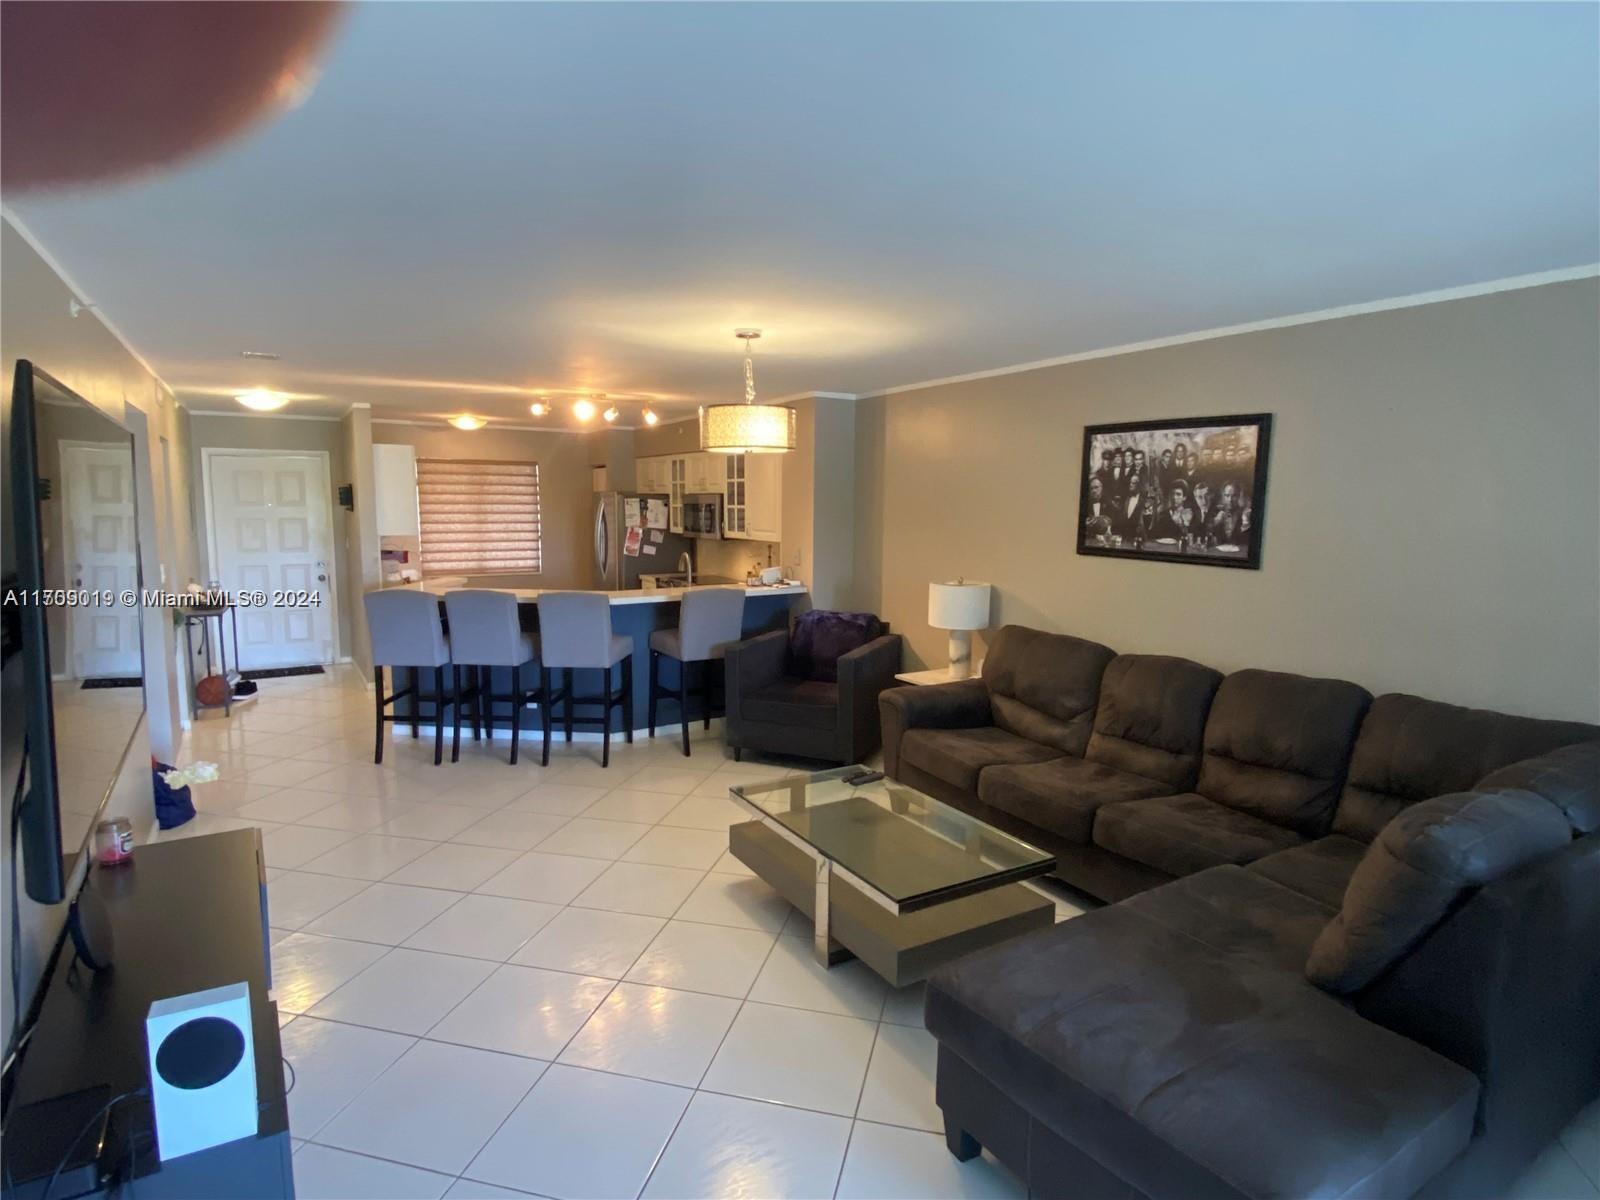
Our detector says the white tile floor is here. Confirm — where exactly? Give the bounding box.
[158,668,1600,1200]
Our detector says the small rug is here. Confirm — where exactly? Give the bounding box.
[240,665,327,681]
[80,677,143,689]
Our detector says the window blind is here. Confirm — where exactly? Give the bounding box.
[415,458,541,576]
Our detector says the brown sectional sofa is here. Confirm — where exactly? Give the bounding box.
[879,626,1600,1200]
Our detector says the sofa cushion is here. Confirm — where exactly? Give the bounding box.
[1307,789,1572,994]
[1085,653,1223,790]
[1334,693,1600,842]
[1094,792,1305,877]
[926,873,1480,1200]
[1475,740,1600,834]
[978,756,1172,845]
[1196,668,1372,837]
[899,726,1061,792]
[981,626,1115,757]
[1248,835,1367,911]
[741,679,838,730]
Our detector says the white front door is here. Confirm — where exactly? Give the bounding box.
[206,452,337,670]
[61,442,141,678]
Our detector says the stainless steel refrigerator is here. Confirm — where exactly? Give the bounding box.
[593,492,694,589]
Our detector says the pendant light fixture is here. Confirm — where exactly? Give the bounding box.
[699,329,795,454]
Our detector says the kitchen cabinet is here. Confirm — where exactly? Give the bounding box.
[372,443,419,537]
[637,456,668,494]
[669,455,686,533]
[723,453,782,542]
[686,452,724,494]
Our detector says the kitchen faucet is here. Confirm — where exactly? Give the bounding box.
[678,551,693,586]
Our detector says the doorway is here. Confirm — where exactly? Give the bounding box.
[59,441,141,678]
[203,449,338,670]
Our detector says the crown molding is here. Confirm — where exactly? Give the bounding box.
[860,264,1600,399]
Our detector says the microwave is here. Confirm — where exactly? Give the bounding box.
[683,494,723,538]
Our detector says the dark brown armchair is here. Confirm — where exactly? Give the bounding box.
[724,616,902,764]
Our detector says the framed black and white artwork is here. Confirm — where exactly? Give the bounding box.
[1076,413,1272,569]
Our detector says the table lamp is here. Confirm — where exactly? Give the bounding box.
[928,579,992,680]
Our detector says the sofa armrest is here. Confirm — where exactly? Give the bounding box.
[837,634,904,762]
[879,678,991,777]
[724,629,789,737]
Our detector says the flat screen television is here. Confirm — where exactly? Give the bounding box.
[3,360,145,909]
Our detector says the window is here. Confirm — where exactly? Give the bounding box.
[415,458,541,576]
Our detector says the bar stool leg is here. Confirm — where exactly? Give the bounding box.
[601,665,612,769]
[622,656,634,744]
[648,650,659,738]
[374,665,386,764]
[679,658,691,757]
[510,664,523,766]
[410,667,420,739]
[472,666,484,742]
[433,666,446,765]
[701,660,712,731]
[563,669,574,742]
[540,666,553,767]
[452,665,463,763]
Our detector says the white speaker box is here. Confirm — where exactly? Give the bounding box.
[145,982,258,1160]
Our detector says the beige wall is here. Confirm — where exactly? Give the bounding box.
[854,278,1600,722]
[343,406,380,678]
[187,413,355,662]
[373,423,598,589]
[633,415,702,458]
[2,217,198,1047]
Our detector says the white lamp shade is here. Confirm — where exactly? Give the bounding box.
[700,403,796,453]
[928,581,991,631]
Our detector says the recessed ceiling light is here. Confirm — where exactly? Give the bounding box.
[602,404,619,423]
[572,398,597,422]
[235,388,289,412]
[642,407,659,427]
[530,400,548,417]
[448,414,486,431]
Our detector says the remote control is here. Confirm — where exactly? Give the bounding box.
[843,769,884,787]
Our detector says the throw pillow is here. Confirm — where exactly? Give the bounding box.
[790,610,883,683]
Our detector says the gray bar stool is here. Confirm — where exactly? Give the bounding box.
[648,586,746,756]
[443,589,561,766]
[364,589,460,766]
[536,592,633,768]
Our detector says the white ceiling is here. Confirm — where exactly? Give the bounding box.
[10,2,1598,428]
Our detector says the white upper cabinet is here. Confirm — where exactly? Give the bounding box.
[686,452,725,494]
[637,456,668,494]
[724,453,781,542]
[372,443,419,537]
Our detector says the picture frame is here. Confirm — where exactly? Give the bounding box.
[1076,413,1272,569]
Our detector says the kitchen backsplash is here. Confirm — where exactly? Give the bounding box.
[698,537,780,583]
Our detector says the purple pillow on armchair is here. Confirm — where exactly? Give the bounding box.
[790,610,884,683]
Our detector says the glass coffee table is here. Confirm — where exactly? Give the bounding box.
[727,766,1057,986]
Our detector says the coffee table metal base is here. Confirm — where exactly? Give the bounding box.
[731,820,1055,987]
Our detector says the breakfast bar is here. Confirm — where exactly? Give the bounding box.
[391,579,807,737]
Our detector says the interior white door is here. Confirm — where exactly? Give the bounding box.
[206,452,337,670]
[61,442,141,678]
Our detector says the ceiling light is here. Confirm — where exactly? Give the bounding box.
[234,388,289,412]
[530,399,548,417]
[602,404,619,424]
[572,397,597,422]
[700,329,795,454]
[642,407,659,427]
[448,415,486,431]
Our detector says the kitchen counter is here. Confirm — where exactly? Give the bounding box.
[391,580,807,738]
[396,578,807,605]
